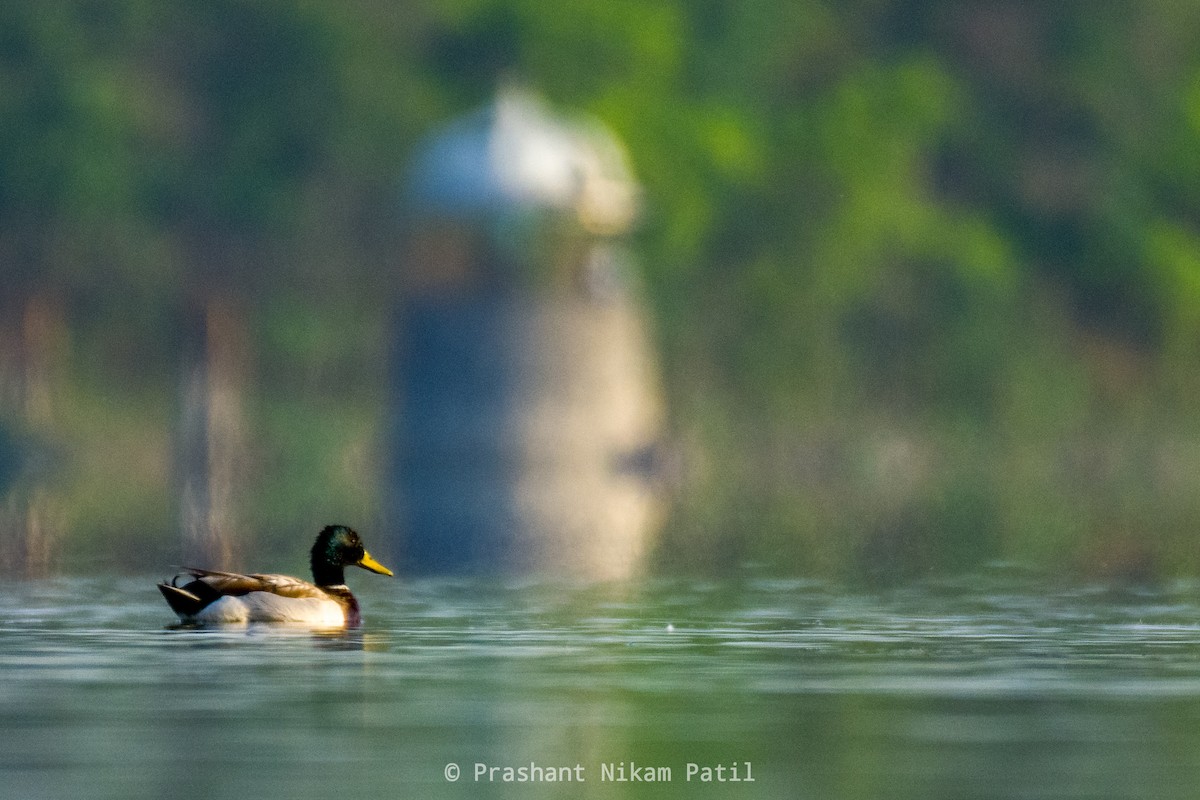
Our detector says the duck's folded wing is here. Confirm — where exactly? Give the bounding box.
[180,568,329,600]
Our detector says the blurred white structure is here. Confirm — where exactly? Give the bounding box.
[394,86,666,579]
[406,84,639,235]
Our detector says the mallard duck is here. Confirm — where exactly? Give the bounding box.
[157,525,394,628]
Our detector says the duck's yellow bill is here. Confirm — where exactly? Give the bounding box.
[358,551,394,576]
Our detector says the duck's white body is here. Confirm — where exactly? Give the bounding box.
[162,570,361,627]
[193,591,348,627]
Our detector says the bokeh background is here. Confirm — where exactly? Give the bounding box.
[3,0,1200,583]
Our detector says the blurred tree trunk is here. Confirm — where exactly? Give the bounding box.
[176,293,250,569]
[0,291,67,575]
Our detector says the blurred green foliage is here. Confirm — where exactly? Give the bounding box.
[3,1,1200,579]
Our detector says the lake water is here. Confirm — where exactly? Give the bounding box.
[4,572,1200,799]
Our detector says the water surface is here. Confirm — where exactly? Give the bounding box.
[4,574,1200,799]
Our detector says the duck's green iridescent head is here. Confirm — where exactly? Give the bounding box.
[310,525,394,586]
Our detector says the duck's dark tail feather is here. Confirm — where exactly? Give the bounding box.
[157,578,223,617]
